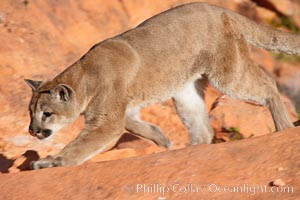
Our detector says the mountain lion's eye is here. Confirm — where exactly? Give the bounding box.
[43,112,52,117]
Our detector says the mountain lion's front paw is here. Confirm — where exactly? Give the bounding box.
[31,156,64,170]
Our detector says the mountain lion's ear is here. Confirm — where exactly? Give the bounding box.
[50,84,74,102]
[24,79,42,91]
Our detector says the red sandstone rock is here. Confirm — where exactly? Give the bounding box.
[276,62,300,111]
[209,94,298,139]
[266,0,300,27]
[0,127,299,199]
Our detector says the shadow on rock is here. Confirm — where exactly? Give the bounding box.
[0,154,14,173]
[17,150,40,171]
[114,133,141,148]
[293,120,300,126]
[0,150,40,173]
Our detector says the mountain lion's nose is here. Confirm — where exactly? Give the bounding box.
[29,125,40,136]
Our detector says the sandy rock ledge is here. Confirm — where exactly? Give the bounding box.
[0,127,299,200]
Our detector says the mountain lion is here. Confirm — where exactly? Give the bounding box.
[25,3,299,169]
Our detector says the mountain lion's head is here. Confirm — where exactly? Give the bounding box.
[25,79,78,139]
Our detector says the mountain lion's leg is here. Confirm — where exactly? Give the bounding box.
[32,116,125,169]
[125,108,172,149]
[211,65,294,131]
[209,30,294,131]
[172,78,214,145]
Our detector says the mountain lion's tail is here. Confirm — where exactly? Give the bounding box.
[232,12,300,55]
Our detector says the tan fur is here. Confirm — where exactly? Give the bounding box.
[25,3,299,169]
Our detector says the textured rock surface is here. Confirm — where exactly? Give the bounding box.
[0,127,299,200]
[276,63,300,111]
[210,94,298,139]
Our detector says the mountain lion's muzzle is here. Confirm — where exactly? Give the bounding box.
[29,124,52,139]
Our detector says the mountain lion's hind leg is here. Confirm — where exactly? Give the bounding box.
[125,108,172,149]
[209,32,294,131]
[172,79,214,145]
[211,64,294,131]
